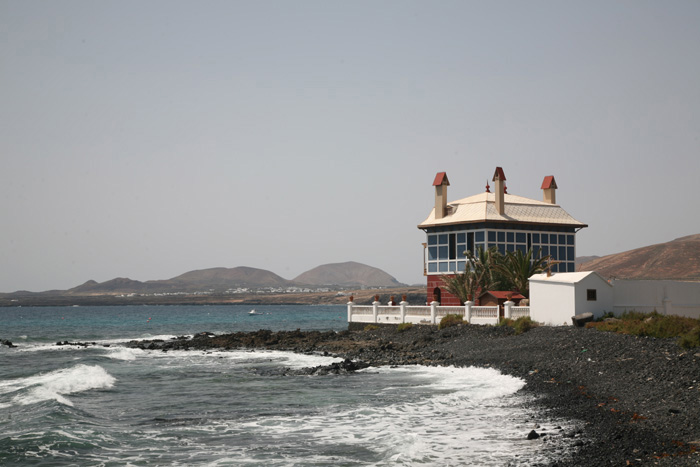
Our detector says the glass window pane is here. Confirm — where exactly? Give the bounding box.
[506,244,515,252]
[457,233,466,243]
[559,246,566,260]
[438,246,448,259]
[498,244,506,255]
[439,234,448,244]
[516,232,526,243]
[550,248,558,260]
[550,235,558,245]
[439,262,448,272]
[540,233,548,244]
[567,262,575,272]
[488,231,496,242]
[516,244,526,254]
[541,246,549,256]
[428,235,438,245]
[449,261,456,271]
[428,263,437,273]
[559,235,566,244]
[476,231,484,242]
[457,261,466,272]
[507,232,514,243]
[567,235,574,245]
[428,247,438,260]
[533,233,540,243]
[568,247,574,261]
[498,231,505,242]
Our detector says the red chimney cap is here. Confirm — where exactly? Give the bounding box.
[541,175,558,189]
[433,172,450,186]
[492,167,506,182]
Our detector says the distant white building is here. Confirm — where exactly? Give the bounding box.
[529,271,614,325]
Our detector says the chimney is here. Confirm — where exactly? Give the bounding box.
[492,167,506,215]
[432,172,450,219]
[541,175,557,204]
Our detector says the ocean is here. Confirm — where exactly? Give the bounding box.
[0,305,569,466]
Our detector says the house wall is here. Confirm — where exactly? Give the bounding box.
[426,274,462,306]
[573,275,614,318]
[529,281,575,326]
[612,280,700,319]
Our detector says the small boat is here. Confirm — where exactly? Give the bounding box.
[248,309,262,315]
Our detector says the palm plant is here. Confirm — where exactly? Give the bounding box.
[495,248,551,298]
[442,247,501,304]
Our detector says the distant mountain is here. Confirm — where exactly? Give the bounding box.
[4,262,404,297]
[293,261,404,287]
[575,255,600,266]
[578,234,700,281]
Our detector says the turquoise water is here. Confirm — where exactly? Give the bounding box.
[0,305,569,466]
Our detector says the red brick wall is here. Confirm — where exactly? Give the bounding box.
[426,275,463,306]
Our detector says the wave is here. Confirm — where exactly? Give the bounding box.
[0,364,116,407]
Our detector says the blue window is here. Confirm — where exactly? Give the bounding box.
[439,246,448,259]
[439,234,448,244]
[559,235,566,245]
[428,247,437,260]
[533,233,540,243]
[550,248,558,260]
[428,235,438,245]
[567,247,574,261]
[567,262,575,272]
[507,232,514,243]
[559,246,566,260]
[498,231,505,242]
[567,235,574,245]
[506,244,514,252]
[550,235,558,245]
[488,231,496,242]
[541,233,548,244]
[516,244,526,254]
[476,231,484,242]
[428,263,437,273]
[449,261,456,271]
[541,246,549,256]
[439,262,448,272]
[457,233,466,243]
[457,261,466,272]
[498,245,506,255]
[516,232,526,243]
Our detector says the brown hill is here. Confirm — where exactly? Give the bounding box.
[578,234,700,281]
[293,261,404,287]
[164,266,292,289]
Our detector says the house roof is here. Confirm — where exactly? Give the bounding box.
[529,271,612,286]
[418,192,588,229]
[541,175,557,189]
[479,291,526,300]
[433,172,450,186]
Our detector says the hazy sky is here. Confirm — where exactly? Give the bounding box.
[2,1,699,292]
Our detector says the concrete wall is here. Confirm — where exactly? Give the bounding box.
[612,280,700,319]
[529,280,575,326]
[574,274,615,318]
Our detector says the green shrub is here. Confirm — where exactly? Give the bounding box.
[586,311,700,348]
[679,326,700,349]
[364,324,380,331]
[499,316,537,335]
[438,314,463,330]
[397,323,413,333]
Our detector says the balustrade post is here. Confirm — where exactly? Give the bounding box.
[400,299,408,323]
[504,300,514,319]
[430,301,438,325]
[347,299,354,322]
[372,300,380,324]
[465,301,473,323]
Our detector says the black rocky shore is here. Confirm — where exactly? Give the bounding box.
[122,324,700,466]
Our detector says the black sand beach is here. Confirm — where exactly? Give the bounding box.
[127,324,700,466]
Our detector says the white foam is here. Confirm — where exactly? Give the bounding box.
[0,364,116,407]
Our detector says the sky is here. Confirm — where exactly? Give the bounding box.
[1,1,699,292]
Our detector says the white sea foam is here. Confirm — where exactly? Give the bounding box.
[0,364,116,407]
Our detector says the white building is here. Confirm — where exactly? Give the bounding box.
[529,271,614,325]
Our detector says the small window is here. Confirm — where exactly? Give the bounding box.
[587,289,597,301]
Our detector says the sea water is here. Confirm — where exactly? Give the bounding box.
[0,305,570,465]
